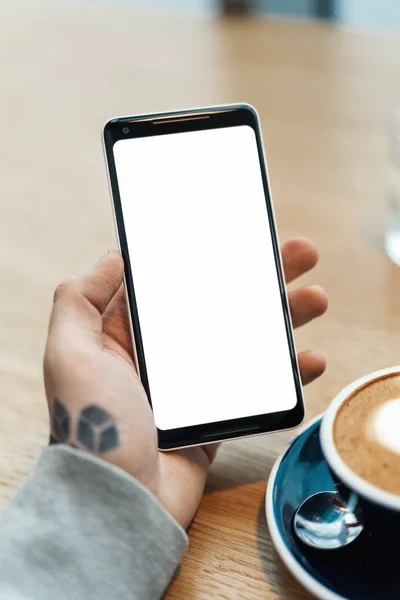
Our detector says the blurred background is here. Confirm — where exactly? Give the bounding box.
[1,1,400,596]
[135,0,400,29]
[2,0,400,478]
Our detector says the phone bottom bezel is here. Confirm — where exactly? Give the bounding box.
[157,404,305,450]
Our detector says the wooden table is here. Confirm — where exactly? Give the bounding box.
[1,2,400,598]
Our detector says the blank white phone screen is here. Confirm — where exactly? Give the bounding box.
[113,125,298,430]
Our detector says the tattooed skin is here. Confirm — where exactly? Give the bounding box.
[50,398,119,453]
[52,398,70,443]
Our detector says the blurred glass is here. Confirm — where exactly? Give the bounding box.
[385,110,400,266]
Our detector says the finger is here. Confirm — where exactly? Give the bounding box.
[103,285,129,329]
[102,285,136,364]
[289,285,328,329]
[281,238,319,284]
[202,442,219,464]
[77,250,124,315]
[298,350,326,385]
[51,250,124,333]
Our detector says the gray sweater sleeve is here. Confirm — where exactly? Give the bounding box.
[0,445,188,600]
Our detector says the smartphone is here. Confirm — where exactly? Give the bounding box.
[103,104,304,450]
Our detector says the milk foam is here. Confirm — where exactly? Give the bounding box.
[369,398,400,455]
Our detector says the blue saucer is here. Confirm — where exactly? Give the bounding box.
[266,416,399,600]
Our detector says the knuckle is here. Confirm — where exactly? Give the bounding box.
[104,278,118,301]
[104,266,122,295]
[53,278,76,304]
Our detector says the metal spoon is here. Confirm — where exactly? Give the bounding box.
[293,491,363,550]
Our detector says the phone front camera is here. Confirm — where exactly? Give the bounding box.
[122,127,130,134]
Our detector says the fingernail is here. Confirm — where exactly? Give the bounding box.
[96,249,111,265]
[309,284,328,302]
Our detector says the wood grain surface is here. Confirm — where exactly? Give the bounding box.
[1,2,400,598]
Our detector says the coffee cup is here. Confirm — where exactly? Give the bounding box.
[320,366,400,539]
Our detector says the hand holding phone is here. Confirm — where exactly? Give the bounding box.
[45,242,326,528]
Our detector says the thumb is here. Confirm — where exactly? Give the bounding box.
[50,249,124,337]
